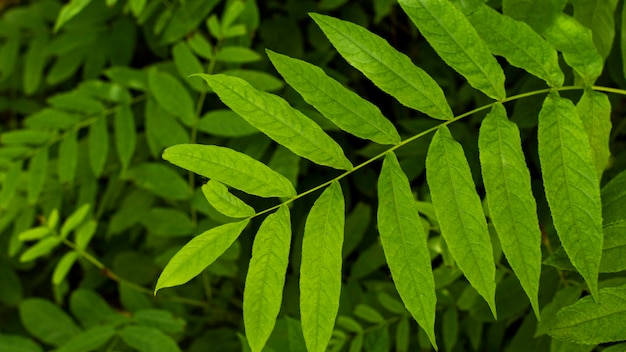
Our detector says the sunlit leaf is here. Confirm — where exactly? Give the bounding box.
[300,181,344,352]
[202,180,255,218]
[54,0,93,32]
[377,152,437,349]
[155,219,249,293]
[426,126,496,316]
[244,206,291,352]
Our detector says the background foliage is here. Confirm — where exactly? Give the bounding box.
[1,0,626,351]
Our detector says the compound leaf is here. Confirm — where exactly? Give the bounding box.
[467,4,564,87]
[310,13,452,120]
[538,93,603,300]
[377,152,437,349]
[426,126,496,316]
[244,205,291,352]
[197,74,352,170]
[300,181,344,352]
[478,104,541,317]
[155,219,249,293]
[399,0,506,100]
[163,144,296,198]
[267,50,400,145]
[202,180,255,218]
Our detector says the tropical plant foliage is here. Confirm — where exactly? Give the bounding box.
[1,0,626,351]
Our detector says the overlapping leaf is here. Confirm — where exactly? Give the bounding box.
[547,285,626,344]
[244,206,291,352]
[163,144,296,198]
[114,104,136,172]
[155,219,249,293]
[426,126,496,316]
[399,0,506,100]
[377,152,437,349]
[538,93,603,299]
[466,4,564,87]
[576,89,611,179]
[267,50,400,145]
[28,148,48,205]
[310,13,452,120]
[88,117,108,177]
[300,181,344,352]
[478,104,541,317]
[543,14,603,85]
[572,0,618,60]
[196,74,352,170]
[202,180,255,218]
[148,69,195,126]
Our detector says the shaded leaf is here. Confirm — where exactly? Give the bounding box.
[163,144,296,198]
[426,126,496,316]
[28,147,48,205]
[88,117,109,177]
[538,93,603,299]
[148,69,195,126]
[0,161,21,207]
[127,163,190,200]
[172,42,206,92]
[54,0,93,32]
[197,74,352,170]
[576,89,611,179]
[155,219,249,292]
[134,309,186,334]
[19,298,80,346]
[57,131,78,184]
[572,0,618,59]
[399,0,506,99]
[118,325,181,352]
[310,13,452,120]
[56,325,115,352]
[0,334,42,352]
[300,181,344,352]
[196,110,258,137]
[377,152,437,348]
[114,104,136,171]
[244,206,291,352]
[478,104,541,317]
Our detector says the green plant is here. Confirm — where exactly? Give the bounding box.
[2,0,626,351]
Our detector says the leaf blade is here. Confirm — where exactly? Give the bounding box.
[114,104,136,172]
[197,74,352,170]
[300,181,344,352]
[538,93,603,299]
[154,219,249,293]
[377,152,437,349]
[309,13,452,120]
[163,144,296,198]
[202,180,255,218]
[426,126,496,315]
[244,206,291,352]
[576,89,611,179]
[478,104,542,317]
[399,0,506,99]
[267,50,400,145]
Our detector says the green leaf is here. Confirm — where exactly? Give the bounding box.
[23,35,48,95]
[0,334,42,352]
[443,308,459,352]
[572,0,618,60]
[1,130,54,145]
[0,161,21,207]
[24,109,82,130]
[127,163,190,200]
[118,325,181,352]
[354,304,385,324]
[148,69,195,126]
[244,205,291,352]
[202,180,255,218]
[0,37,20,83]
[396,317,409,352]
[543,14,603,85]
[19,298,81,346]
[196,74,352,170]
[310,13,452,120]
[20,237,62,262]
[399,0,506,100]
[196,109,258,137]
[141,208,193,237]
[88,117,109,177]
[426,126,496,316]
[57,131,78,184]
[576,89,611,179]
[56,325,115,352]
[60,204,91,238]
[187,32,213,60]
[538,93,603,299]
[222,69,284,92]
[134,309,185,334]
[547,285,626,344]
[267,50,400,145]
[300,181,344,352]
[215,46,262,63]
[466,4,564,87]
[114,104,136,171]
[28,147,48,205]
[377,152,437,349]
[54,0,93,32]
[18,227,51,242]
[478,104,541,317]
[502,0,565,33]
[52,251,79,285]
[69,289,118,328]
[163,144,296,198]
[172,42,206,92]
[145,98,189,155]
[155,219,249,293]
